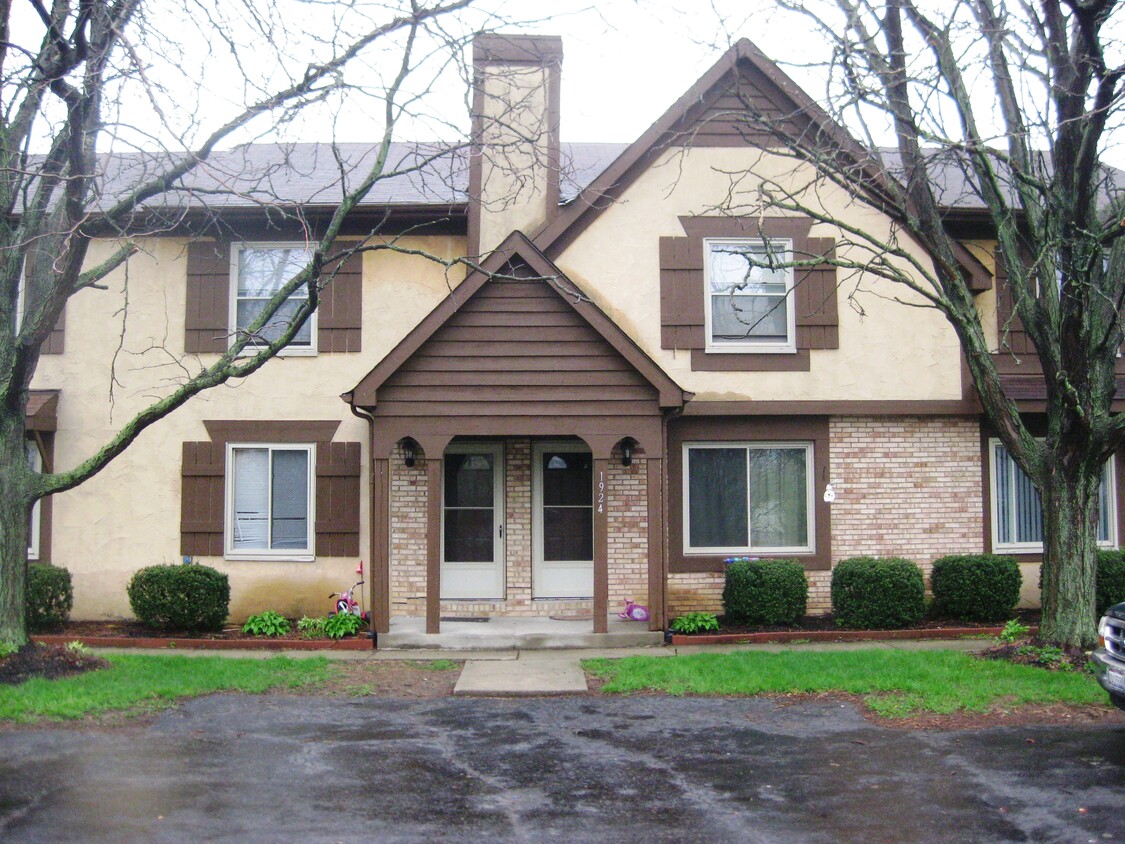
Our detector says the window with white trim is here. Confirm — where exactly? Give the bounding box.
[704,238,795,352]
[989,439,1117,552]
[684,442,813,554]
[225,444,315,559]
[231,244,316,354]
[26,440,40,560]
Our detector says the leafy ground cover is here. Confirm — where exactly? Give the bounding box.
[582,649,1107,717]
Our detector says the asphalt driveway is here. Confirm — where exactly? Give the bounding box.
[1,695,1122,843]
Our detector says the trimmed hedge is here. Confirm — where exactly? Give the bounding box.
[831,556,925,629]
[126,564,230,632]
[931,554,1021,622]
[722,558,808,626]
[1097,549,1125,616]
[25,563,73,631]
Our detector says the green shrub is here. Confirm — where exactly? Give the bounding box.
[26,563,73,631]
[831,556,925,629]
[670,612,720,634]
[242,610,291,637]
[722,558,808,626]
[931,554,1021,622]
[126,564,230,632]
[324,611,364,639]
[1097,550,1125,616]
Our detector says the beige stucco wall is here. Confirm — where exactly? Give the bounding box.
[31,234,465,621]
[556,147,967,403]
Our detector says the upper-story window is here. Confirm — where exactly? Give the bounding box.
[704,238,795,353]
[230,244,316,355]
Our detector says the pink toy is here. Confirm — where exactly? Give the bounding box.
[618,600,650,622]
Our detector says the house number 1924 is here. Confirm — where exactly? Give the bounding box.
[597,471,605,514]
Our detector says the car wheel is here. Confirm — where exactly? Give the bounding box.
[1110,693,1125,711]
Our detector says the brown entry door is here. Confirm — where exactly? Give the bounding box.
[441,444,504,599]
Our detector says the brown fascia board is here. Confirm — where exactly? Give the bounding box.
[473,34,563,65]
[346,230,688,409]
[532,37,993,296]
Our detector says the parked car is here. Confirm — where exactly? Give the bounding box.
[1093,602,1125,710]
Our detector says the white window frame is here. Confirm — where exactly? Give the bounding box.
[703,237,796,354]
[224,442,316,561]
[989,438,1118,553]
[26,440,40,561]
[229,242,318,356]
[683,441,815,555]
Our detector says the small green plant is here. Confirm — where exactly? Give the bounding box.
[324,612,364,639]
[242,611,291,637]
[999,619,1030,643]
[670,611,720,634]
[26,564,74,631]
[65,640,91,656]
[722,558,808,626]
[0,642,17,659]
[296,616,327,639]
[407,659,459,671]
[127,564,230,632]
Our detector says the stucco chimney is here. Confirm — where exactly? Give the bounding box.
[468,34,562,257]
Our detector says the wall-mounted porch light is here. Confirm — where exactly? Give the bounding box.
[403,438,417,468]
[621,438,636,467]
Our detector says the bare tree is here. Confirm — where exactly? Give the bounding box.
[710,0,1125,648]
[0,0,529,648]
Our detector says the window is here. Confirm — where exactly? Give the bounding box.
[684,442,813,554]
[704,238,795,352]
[990,439,1117,552]
[26,440,40,560]
[225,444,315,559]
[231,244,316,354]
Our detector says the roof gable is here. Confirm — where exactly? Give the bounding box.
[346,232,686,410]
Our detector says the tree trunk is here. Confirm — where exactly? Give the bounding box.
[1038,463,1101,650]
[0,409,34,649]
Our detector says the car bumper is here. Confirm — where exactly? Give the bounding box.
[1091,649,1125,707]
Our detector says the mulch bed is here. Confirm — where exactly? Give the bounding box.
[0,643,110,686]
[32,619,372,651]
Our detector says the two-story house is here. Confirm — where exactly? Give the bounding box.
[29,34,1116,638]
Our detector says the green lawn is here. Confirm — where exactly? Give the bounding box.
[583,649,1109,717]
[0,654,331,723]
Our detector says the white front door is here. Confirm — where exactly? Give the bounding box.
[532,442,594,598]
[441,444,504,600]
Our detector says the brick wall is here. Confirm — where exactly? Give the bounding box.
[388,442,428,614]
[607,453,649,611]
[669,415,983,618]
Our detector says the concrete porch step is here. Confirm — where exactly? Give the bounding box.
[378,615,664,651]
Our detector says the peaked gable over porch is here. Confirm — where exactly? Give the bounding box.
[345,233,686,635]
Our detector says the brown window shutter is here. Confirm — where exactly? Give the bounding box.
[185,242,231,354]
[41,306,65,355]
[315,440,361,556]
[795,237,839,351]
[659,236,706,349]
[180,441,226,556]
[994,248,1033,355]
[318,250,362,352]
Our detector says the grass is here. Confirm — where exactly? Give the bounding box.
[0,654,332,723]
[405,659,459,671]
[583,649,1108,717]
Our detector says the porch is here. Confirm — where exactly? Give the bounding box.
[377,614,665,650]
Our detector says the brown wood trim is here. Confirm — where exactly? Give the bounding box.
[690,349,810,371]
[29,432,54,564]
[646,456,665,631]
[372,458,390,634]
[203,420,341,443]
[26,391,59,432]
[593,456,609,634]
[683,400,981,416]
[667,416,832,573]
[425,455,442,634]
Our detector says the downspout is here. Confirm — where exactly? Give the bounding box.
[346,393,378,639]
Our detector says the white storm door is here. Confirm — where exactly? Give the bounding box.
[441,444,505,600]
[532,442,594,598]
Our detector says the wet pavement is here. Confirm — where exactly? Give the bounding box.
[1,695,1123,843]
